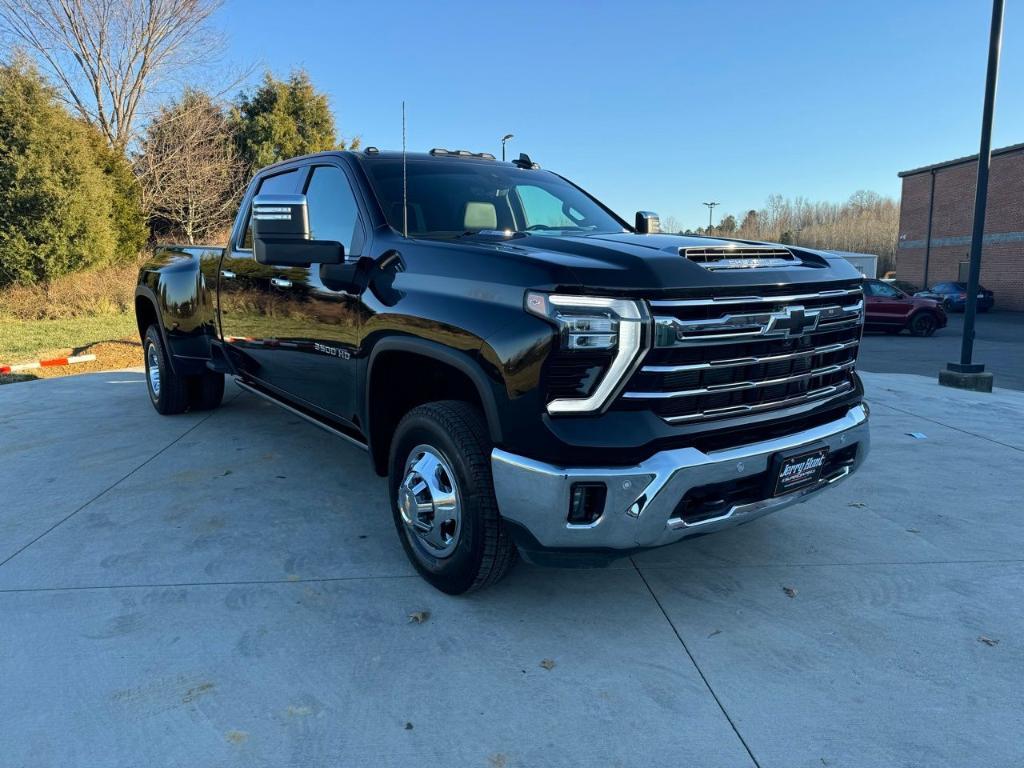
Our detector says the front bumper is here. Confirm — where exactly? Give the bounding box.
[491,403,869,551]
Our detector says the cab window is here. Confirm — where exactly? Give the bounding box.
[304,165,363,256]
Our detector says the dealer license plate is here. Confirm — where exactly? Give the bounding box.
[772,447,829,496]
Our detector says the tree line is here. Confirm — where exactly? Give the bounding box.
[0,0,354,288]
[661,190,900,273]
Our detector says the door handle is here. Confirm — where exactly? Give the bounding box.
[220,270,236,279]
[271,277,293,289]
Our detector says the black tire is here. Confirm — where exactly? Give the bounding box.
[979,305,991,314]
[909,312,938,337]
[388,400,517,594]
[188,371,225,411]
[144,325,189,414]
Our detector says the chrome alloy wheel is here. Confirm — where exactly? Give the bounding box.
[146,343,161,396]
[398,444,462,558]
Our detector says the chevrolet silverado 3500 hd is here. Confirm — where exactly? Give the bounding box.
[135,148,870,593]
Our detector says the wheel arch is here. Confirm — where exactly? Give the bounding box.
[365,338,503,476]
[134,286,176,375]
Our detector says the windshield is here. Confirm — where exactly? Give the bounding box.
[361,158,626,238]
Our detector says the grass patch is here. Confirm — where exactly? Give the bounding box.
[0,261,149,383]
[0,314,137,363]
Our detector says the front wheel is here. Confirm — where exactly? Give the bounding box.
[909,312,938,337]
[388,400,517,594]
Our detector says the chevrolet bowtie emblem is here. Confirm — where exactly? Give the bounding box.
[767,305,819,337]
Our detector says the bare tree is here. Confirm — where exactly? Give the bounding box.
[135,89,242,244]
[660,215,682,234]
[730,191,900,273]
[0,0,222,148]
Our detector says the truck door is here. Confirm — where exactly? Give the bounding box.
[265,163,367,421]
[219,167,304,390]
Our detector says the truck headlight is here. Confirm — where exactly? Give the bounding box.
[525,292,649,414]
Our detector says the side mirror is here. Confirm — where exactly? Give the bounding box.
[252,194,343,266]
[635,211,661,234]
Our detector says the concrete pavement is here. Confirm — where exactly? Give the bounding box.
[1,370,1022,767]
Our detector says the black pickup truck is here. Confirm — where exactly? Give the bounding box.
[135,148,870,593]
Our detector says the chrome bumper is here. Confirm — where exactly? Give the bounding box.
[491,404,869,550]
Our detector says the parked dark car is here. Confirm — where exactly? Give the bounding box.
[915,282,994,312]
[864,279,947,336]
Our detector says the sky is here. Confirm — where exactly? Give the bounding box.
[215,0,1022,230]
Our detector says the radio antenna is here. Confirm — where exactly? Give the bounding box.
[402,101,408,238]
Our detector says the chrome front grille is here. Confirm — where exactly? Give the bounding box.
[617,285,863,424]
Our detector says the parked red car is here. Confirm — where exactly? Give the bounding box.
[863,279,947,336]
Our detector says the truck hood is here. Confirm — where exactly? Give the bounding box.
[472,231,863,295]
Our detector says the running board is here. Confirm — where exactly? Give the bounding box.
[233,377,369,451]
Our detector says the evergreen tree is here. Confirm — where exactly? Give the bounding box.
[0,59,124,286]
[89,134,148,259]
[230,70,357,171]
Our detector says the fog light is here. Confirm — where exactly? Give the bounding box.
[568,482,607,525]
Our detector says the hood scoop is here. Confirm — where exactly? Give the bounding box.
[681,245,800,270]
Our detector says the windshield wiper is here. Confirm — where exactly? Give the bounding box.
[452,229,522,240]
[522,225,597,235]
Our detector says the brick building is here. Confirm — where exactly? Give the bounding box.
[897,142,1024,310]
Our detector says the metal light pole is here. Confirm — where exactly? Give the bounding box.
[942,0,1003,391]
[703,201,719,232]
[501,134,514,162]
